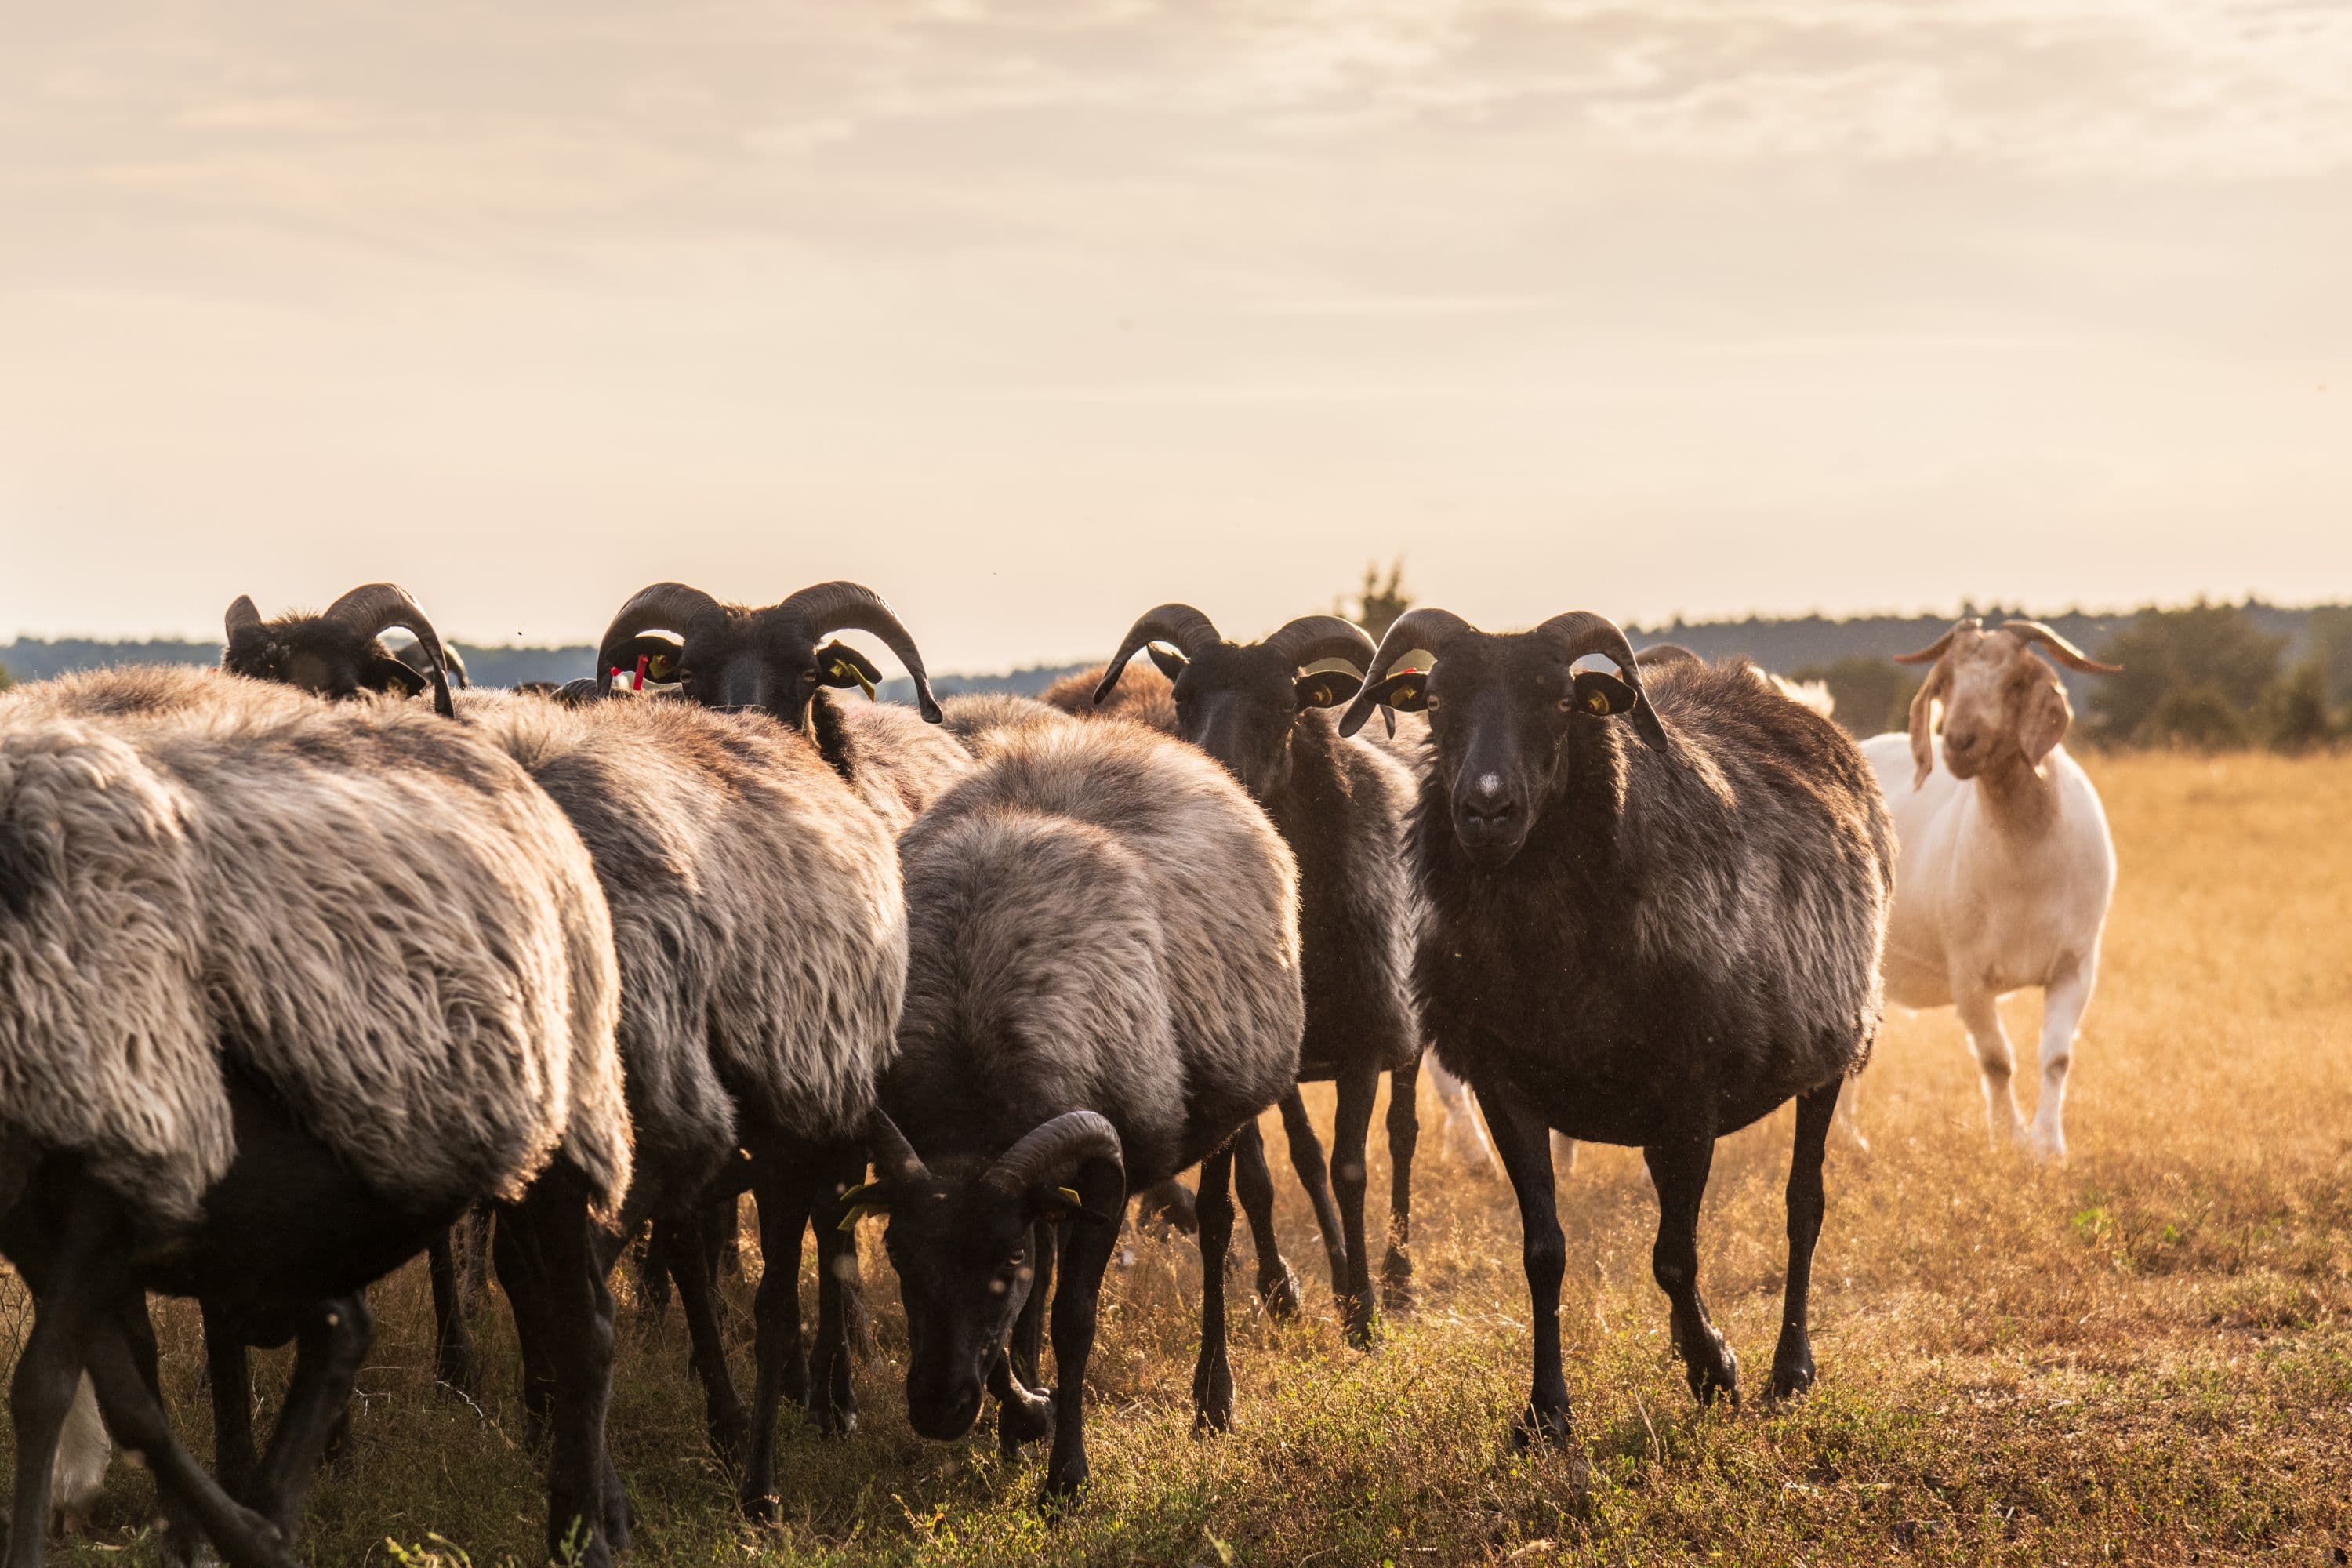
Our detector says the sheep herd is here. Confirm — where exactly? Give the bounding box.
[0,579,2120,1567]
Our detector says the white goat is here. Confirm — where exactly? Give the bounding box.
[1860,618,2120,1160]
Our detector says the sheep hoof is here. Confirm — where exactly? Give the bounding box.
[1509,1401,1573,1450]
[1257,1265,1304,1320]
[1380,1247,1415,1316]
[1686,1338,1740,1406]
[999,1388,1054,1452]
[740,1489,779,1526]
[1191,1356,1235,1434]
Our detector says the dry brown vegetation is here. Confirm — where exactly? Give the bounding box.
[6,750,2350,1566]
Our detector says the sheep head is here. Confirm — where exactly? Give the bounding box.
[1894,619,2120,789]
[1337,607,1668,870]
[593,580,942,728]
[847,1110,1121,1441]
[221,583,457,717]
[1094,604,1378,800]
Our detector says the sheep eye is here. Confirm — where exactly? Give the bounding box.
[1424,693,1441,710]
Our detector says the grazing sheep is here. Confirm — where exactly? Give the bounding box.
[1863,618,2121,1161]
[0,666,630,1568]
[1092,605,1423,1344]
[855,717,1303,1500]
[1338,607,1891,1449]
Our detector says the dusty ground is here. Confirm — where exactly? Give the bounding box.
[6,749,2349,1566]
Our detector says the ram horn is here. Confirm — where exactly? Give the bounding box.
[1538,610,1670,753]
[867,1109,933,1187]
[593,582,724,694]
[322,583,456,718]
[775,580,942,723]
[1263,615,1377,675]
[1336,606,1476,737]
[1093,604,1223,706]
[980,1110,1124,1198]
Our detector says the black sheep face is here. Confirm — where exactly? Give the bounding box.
[1158,642,1364,802]
[223,617,427,703]
[612,608,880,727]
[872,1180,1053,1439]
[1378,633,1642,871]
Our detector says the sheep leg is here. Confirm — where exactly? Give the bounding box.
[807,1145,866,1439]
[5,1193,119,1568]
[1190,1145,1239,1434]
[1769,1083,1838,1401]
[996,1221,1056,1456]
[2031,955,2097,1163]
[1953,984,2028,1148]
[1331,1062,1381,1348]
[426,1229,481,1394]
[1009,1216,1055,1391]
[1229,1120,1304,1319]
[111,1301,209,1568]
[1276,1088,1349,1305]
[1040,1181,1120,1502]
[1481,1091,1573,1449]
[459,1203,494,1315]
[1381,1056,1421,1316]
[633,1222,672,1321]
[491,1203,557,1450]
[239,1295,372,1536]
[198,1302,260,1497]
[503,1174,624,1566]
[1645,1136,1738,1406]
[657,1213,749,1461]
[739,1156,814,1521]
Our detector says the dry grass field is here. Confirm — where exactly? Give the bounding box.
[6,749,2350,1566]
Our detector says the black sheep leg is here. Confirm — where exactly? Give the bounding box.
[459,1203,494,1315]
[1190,1145,1238,1433]
[1644,1136,1739,1406]
[1276,1090,1349,1305]
[1330,1062,1382,1346]
[1770,1081,1840,1399]
[491,1203,557,1450]
[1229,1120,1304,1319]
[501,1171,624,1567]
[1479,1089,1572,1447]
[1381,1056,1422,1315]
[739,1152,815,1521]
[806,1145,865,1438]
[426,1229,481,1393]
[239,1295,372,1535]
[657,1212,749,1460]
[5,1185,118,1568]
[200,1305,260,1497]
[1040,1198,1120,1501]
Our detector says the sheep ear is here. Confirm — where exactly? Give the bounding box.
[1294,670,1364,710]
[2020,678,2071,767]
[1147,644,1187,681]
[1360,670,1429,712]
[368,657,428,699]
[1570,670,1636,717]
[816,641,881,700]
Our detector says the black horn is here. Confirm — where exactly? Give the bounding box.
[594,582,724,693]
[1538,610,1669,753]
[775,581,943,723]
[323,583,456,718]
[867,1109,932,1187]
[1263,615,1377,675]
[1336,606,1474,737]
[1093,604,1222,706]
[980,1111,1124,1199]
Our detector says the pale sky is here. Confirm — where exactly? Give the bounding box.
[2,0,2347,671]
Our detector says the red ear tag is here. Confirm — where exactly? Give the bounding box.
[633,655,648,692]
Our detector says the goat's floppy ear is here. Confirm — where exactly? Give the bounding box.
[1359,670,1429,713]
[1147,644,1187,682]
[1294,670,1364,710]
[367,657,429,699]
[1907,662,1950,791]
[1570,670,1638,718]
[815,640,883,700]
[2019,675,2071,768]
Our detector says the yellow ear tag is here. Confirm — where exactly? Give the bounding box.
[829,657,877,701]
[1055,1186,1083,1209]
[648,652,676,682]
[1587,691,1610,715]
[838,1203,887,1232]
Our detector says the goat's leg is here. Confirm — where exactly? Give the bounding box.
[426,1229,481,1394]
[1480,1091,1573,1448]
[2031,953,2098,1163]
[1190,1145,1238,1433]
[1835,1072,1870,1154]
[1425,1058,1499,1175]
[1330,1062,1381,1346]
[1645,1135,1737,1406]
[1381,1056,1421,1315]
[240,1295,372,1537]
[807,1145,865,1438]
[658,1213,748,1461]
[199,1302,260,1497]
[739,1156,814,1522]
[1040,1188,1120,1502]
[1229,1120,1303,1319]
[1769,1083,1839,1400]
[1953,983,2027,1148]
[1276,1088,1349,1304]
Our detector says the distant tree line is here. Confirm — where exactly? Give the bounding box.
[4,586,2347,751]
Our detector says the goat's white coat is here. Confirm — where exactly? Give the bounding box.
[1861,731,2115,1158]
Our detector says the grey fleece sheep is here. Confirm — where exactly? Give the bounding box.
[0,666,630,1568]
[862,716,1303,1501]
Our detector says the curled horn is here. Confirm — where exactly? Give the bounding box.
[776,580,943,723]
[224,594,263,644]
[2001,620,2122,675]
[1263,615,1377,675]
[593,582,724,693]
[1336,606,1475,737]
[980,1110,1124,1200]
[1093,604,1222,706]
[323,583,456,718]
[866,1109,932,1186]
[1538,610,1670,753]
[1893,616,1981,667]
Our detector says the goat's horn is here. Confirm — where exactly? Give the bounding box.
[2000,620,2122,675]
[322,583,455,718]
[1262,615,1377,675]
[1094,604,1221,706]
[775,581,942,723]
[980,1111,1123,1198]
[1893,617,1982,666]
